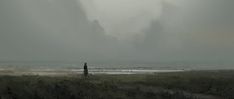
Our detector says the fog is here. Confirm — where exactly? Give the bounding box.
[0,0,234,63]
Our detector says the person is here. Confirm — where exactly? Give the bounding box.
[83,62,88,77]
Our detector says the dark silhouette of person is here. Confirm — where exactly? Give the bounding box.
[83,62,88,77]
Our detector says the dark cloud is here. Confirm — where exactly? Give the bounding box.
[140,0,234,62]
[0,0,234,63]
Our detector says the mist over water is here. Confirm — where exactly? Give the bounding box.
[0,0,234,69]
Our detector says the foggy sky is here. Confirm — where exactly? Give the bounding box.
[0,0,234,63]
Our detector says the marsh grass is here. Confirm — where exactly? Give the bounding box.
[0,70,232,99]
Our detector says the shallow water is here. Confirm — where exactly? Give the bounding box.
[0,61,233,76]
[0,68,184,76]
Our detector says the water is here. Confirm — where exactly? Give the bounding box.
[0,61,233,75]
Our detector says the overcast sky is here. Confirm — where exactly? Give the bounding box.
[0,0,234,63]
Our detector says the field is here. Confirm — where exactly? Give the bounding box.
[0,70,233,99]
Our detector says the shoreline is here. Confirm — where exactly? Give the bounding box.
[0,68,185,76]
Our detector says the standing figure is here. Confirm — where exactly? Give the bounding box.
[83,62,88,77]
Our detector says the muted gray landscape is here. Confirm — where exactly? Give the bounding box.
[0,0,234,99]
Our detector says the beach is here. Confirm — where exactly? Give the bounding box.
[0,68,184,76]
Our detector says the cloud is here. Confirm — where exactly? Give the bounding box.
[140,0,234,62]
[1,0,234,63]
[80,0,162,40]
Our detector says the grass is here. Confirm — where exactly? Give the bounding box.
[0,70,233,99]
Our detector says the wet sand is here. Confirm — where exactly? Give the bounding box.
[0,68,184,76]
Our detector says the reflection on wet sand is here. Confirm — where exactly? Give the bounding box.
[0,68,184,76]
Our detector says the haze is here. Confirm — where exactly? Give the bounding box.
[0,0,234,64]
